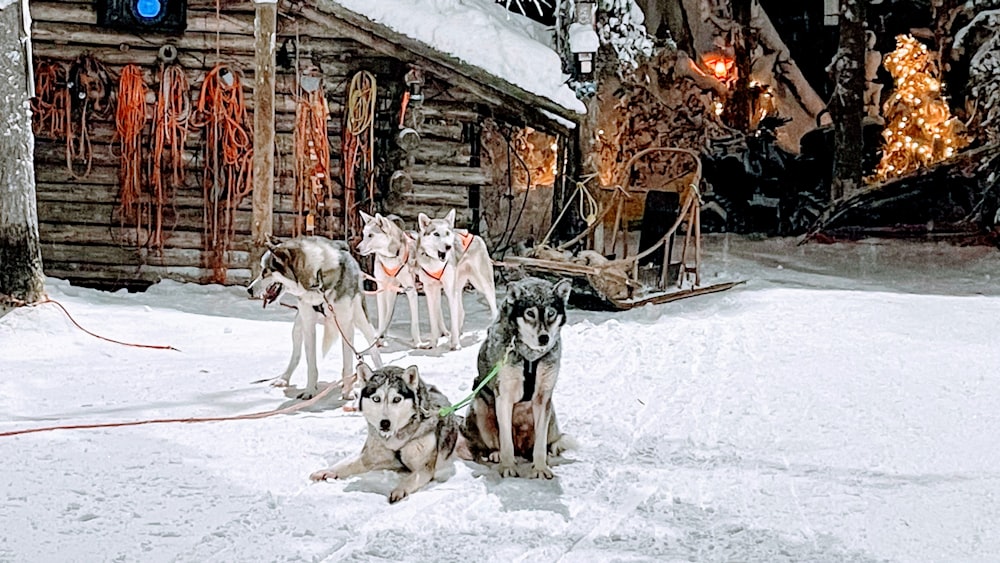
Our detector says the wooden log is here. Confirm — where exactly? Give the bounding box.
[407,165,490,186]
[44,263,253,286]
[40,242,249,268]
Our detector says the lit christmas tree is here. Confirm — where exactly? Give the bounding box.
[873,34,968,182]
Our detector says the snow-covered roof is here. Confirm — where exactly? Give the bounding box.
[324,0,586,116]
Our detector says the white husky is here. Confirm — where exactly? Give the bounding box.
[356,211,430,349]
[415,210,498,350]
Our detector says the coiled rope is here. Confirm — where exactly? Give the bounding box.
[31,59,69,140]
[66,54,115,179]
[193,64,253,283]
[115,64,149,243]
[343,70,377,241]
[149,64,191,251]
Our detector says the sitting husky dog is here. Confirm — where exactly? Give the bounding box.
[310,364,459,503]
[247,236,382,400]
[356,211,430,349]
[461,277,572,479]
[415,209,498,350]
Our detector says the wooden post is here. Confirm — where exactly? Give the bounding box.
[251,0,277,275]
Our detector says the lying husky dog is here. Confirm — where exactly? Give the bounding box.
[357,211,430,349]
[415,209,498,350]
[310,364,459,503]
[247,236,382,400]
[461,277,572,479]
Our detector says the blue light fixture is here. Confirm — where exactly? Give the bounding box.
[136,0,163,19]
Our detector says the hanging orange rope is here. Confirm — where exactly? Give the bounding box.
[192,64,253,283]
[342,70,377,242]
[31,59,69,140]
[293,79,333,237]
[115,64,149,243]
[149,64,191,251]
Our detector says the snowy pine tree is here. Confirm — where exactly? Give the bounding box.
[874,34,968,182]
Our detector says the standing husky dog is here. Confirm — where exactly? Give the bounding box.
[310,364,459,503]
[415,209,498,350]
[462,277,572,479]
[247,236,382,400]
[356,211,430,348]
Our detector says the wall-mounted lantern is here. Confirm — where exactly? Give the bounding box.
[569,1,599,80]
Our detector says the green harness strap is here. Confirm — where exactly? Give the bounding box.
[438,348,510,418]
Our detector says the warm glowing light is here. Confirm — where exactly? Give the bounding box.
[872,34,969,183]
[703,54,734,80]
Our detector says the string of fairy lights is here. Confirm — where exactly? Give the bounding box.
[873,34,968,182]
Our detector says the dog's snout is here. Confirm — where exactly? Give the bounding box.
[444,244,452,252]
[379,419,391,432]
[538,334,550,346]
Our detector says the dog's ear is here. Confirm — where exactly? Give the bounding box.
[375,213,392,231]
[271,246,292,267]
[417,213,431,231]
[265,236,282,252]
[444,208,456,228]
[358,363,375,384]
[402,365,420,388]
[553,278,572,304]
[359,210,375,224]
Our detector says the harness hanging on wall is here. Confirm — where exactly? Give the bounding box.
[343,70,377,243]
[193,64,253,283]
[66,54,116,179]
[293,72,333,237]
[115,64,149,245]
[149,62,191,251]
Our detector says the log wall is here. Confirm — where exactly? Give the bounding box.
[29,0,488,290]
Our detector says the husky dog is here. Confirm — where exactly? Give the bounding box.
[310,364,459,503]
[415,209,498,350]
[357,211,430,349]
[247,236,383,400]
[461,277,572,479]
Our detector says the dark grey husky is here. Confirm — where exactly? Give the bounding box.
[461,277,573,479]
[310,364,459,503]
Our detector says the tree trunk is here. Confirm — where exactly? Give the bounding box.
[723,0,753,132]
[829,0,867,201]
[0,0,45,309]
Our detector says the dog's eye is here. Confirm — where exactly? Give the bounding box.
[524,308,537,320]
[546,308,557,321]
[433,232,440,237]
[391,396,402,404]
[371,395,381,403]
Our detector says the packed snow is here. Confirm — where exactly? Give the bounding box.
[323,0,586,114]
[2,236,1000,562]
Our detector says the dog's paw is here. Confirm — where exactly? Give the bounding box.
[527,465,554,480]
[487,451,501,463]
[309,469,341,481]
[414,340,432,350]
[548,441,567,457]
[497,464,519,478]
[269,378,290,388]
[449,340,462,351]
[297,387,318,400]
[388,487,409,503]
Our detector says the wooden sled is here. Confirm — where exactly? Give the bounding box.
[502,147,744,311]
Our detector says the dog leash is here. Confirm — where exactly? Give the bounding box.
[0,379,342,438]
[5,297,179,351]
[438,339,514,417]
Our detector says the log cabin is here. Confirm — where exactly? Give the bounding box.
[30,0,584,290]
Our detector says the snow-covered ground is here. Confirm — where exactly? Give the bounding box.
[2,235,999,562]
